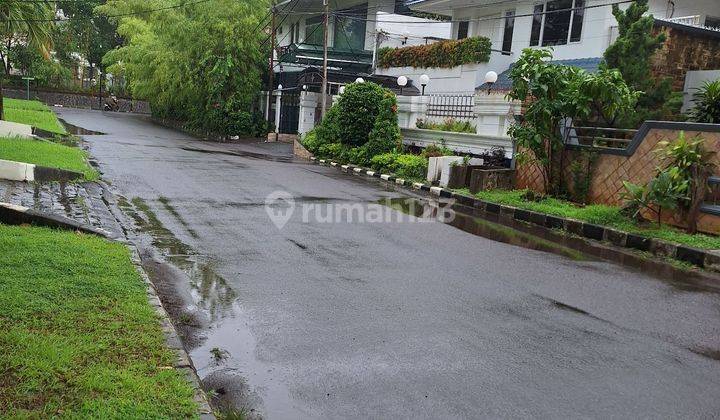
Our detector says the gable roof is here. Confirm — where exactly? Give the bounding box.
[477,57,603,92]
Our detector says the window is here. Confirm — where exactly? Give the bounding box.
[334,4,367,51]
[457,21,469,39]
[305,16,324,45]
[502,10,515,55]
[529,0,584,47]
[707,16,720,30]
[530,4,543,46]
[290,22,300,44]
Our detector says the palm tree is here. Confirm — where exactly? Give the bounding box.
[0,0,53,119]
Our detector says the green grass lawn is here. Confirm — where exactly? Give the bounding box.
[455,188,720,250]
[0,136,98,180]
[0,224,198,418]
[3,97,66,134]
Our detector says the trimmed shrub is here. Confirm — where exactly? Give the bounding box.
[377,37,491,69]
[370,152,428,180]
[366,91,401,157]
[334,82,387,147]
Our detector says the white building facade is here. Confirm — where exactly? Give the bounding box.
[375,0,720,94]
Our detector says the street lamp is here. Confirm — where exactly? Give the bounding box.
[484,71,498,94]
[419,74,430,95]
[339,85,346,95]
[355,77,365,83]
[397,75,407,95]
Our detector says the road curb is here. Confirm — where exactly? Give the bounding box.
[312,158,720,272]
[127,246,215,419]
[0,201,113,237]
[94,180,216,419]
[0,158,83,183]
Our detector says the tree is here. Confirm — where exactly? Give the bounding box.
[54,0,122,89]
[602,0,674,126]
[507,48,639,195]
[0,0,54,119]
[97,0,268,135]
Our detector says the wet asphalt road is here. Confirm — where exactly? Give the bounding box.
[58,108,720,419]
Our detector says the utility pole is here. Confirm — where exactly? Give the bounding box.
[267,6,277,120]
[320,0,329,117]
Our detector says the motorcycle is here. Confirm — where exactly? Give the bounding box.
[104,95,119,111]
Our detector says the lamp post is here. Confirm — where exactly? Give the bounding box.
[397,75,407,95]
[419,74,430,95]
[339,85,346,95]
[355,77,364,83]
[484,71,498,94]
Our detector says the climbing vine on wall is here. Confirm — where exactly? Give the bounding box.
[377,36,491,69]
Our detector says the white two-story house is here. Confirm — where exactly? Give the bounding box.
[375,0,720,94]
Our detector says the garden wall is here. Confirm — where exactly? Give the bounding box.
[652,21,720,91]
[516,121,720,234]
[3,88,150,114]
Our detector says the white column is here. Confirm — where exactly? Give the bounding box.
[274,89,282,134]
[396,95,429,129]
[298,91,321,135]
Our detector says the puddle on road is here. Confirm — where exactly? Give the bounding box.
[116,195,300,418]
[383,197,587,261]
[58,118,106,135]
[382,196,720,292]
[181,146,294,163]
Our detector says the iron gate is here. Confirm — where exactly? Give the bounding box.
[279,92,300,134]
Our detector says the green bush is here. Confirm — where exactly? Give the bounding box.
[377,37,491,69]
[689,80,720,123]
[366,91,401,157]
[334,82,387,147]
[416,118,476,133]
[370,152,428,180]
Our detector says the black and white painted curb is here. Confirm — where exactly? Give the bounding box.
[311,156,720,272]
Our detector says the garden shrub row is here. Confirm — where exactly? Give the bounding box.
[377,37,491,69]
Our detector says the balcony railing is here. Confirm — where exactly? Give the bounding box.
[656,15,720,32]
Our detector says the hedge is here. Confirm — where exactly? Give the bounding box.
[377,36,491,69]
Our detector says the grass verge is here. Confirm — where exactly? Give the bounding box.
[4,98,66,134]
[0,136,98,180]
[0,224,198,418]
[455,188,720,250]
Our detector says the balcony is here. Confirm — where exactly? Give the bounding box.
[277,43,374,73]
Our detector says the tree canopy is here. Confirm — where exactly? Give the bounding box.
[97,0,269,135]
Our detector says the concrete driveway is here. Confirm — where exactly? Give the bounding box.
[58,108,720,419]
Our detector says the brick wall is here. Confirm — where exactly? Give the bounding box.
[516,124,720,234]
[652,22,720,91]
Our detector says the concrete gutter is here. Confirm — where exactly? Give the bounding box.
[0,158,83,182]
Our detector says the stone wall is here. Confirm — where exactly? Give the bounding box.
[4,88,151,114]
[516,122,720,234]
[652,21,720,91]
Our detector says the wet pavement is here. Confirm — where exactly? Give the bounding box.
[54,108,720,418]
